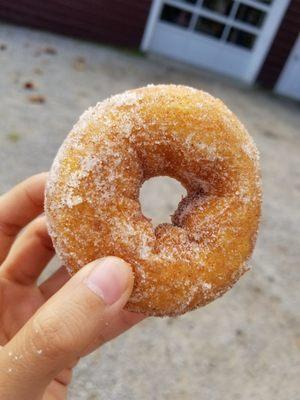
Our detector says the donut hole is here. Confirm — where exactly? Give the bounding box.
[139,176,187,227]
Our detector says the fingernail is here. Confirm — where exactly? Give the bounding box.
[85,257,131,305]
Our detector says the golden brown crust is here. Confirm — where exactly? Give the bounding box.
[45,84,261,317]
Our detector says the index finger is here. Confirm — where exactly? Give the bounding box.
[0,173,47,264]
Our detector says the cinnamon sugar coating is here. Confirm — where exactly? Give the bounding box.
[45,85,261,316]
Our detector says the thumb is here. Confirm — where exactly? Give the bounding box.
[3,257,142,394]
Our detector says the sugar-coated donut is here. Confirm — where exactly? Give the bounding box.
[45,84,261,317]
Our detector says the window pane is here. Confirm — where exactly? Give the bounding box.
[227,28,256,49]
[202,0,234,16]
[254,0,273,4]
[195,17,225,38]
[177,0,197,4]
[236,4,266,27]
[160,5,192,28]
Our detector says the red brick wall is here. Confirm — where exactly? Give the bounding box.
[0,0,152,47]
[258,0,300,88]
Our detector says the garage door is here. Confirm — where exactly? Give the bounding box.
[142,0,290,83]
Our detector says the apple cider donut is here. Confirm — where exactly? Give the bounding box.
[45,84,261,317]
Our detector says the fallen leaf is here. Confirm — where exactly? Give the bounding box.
[28,95,46,104]
[23,81,35,90]
[72,56,86,71]
[7,132,21,143]
[34,68,43,75]
[43,46,57,55]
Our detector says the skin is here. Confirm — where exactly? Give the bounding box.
[0,173,144,400]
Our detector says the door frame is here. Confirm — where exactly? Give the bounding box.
[275,33,300,100]
[141,0,291,83]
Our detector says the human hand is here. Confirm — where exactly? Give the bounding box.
[0,173,144,400]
